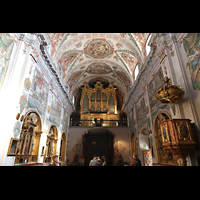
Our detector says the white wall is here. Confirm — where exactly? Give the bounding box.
[0,33,73,166]
[126,33,200,166]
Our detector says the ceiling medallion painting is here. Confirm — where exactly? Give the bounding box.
[86,63,112,74]
[84,39,114,58]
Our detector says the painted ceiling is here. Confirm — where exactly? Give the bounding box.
[47,33,150,105]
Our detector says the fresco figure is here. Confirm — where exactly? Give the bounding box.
[0,33,14,89]
[183,33,200,90]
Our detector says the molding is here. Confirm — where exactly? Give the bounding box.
[34,33,75,111]
[122,34,160,110]
[15,33,35,46]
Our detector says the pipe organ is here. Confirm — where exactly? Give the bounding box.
[80,81,119,126]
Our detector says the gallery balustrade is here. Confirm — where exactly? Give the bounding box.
[70,119,127,127]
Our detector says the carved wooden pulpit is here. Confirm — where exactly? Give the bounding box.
[160,119,197,166]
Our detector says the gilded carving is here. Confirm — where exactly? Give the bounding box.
[156,76,184,103]
[80,81,119,126]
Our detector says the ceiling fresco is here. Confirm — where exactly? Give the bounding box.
[47,33,150,105]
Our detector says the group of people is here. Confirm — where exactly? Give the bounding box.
[89,153,142,166]
[89,155,106,166]
[49,153,142,166]
[125,153,142,166]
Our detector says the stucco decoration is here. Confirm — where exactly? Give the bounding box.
[84,39,114,59]
[47,33,150,100]
[86,63,112,74]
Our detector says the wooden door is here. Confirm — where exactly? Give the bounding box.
[83,131,113,166]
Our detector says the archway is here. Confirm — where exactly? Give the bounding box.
[59,132,66,162]
[15,111,42,164]
[138,127,153,166]
[154,112,177,164]
[44,125,58,163]
[83,128,114,166]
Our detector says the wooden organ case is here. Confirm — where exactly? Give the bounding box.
[80,81,119,126]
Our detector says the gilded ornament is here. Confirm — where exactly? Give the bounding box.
[20,115,24,122]
[30,113,38,123]
[156,76,184,103]
[24,78,31,90]
[160,119,197,166]
[48,106,50,113]
[16,113,20,120]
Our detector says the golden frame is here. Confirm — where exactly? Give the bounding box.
[160,122,170,144]
[80,81,119,126]
[7,138,19,156]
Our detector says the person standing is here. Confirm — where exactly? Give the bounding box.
[130,153,142,166]
[101,155,106,166]
[96,156,102,166]
[89,155,98,166]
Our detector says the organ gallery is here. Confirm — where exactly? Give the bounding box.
[80,81,119,127]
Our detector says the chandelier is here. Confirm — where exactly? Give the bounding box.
[156,76,184,103]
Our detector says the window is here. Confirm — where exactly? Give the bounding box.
[145,34,151,56]
[135,64,139,79]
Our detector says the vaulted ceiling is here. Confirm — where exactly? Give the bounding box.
[47,33,150,107]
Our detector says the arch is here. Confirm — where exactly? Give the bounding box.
[138,127,153,166]
[153,111,177,164]
[70,111,80,126]
[145,34,152,57]
[15,111,42,164]
[22,109,42,131]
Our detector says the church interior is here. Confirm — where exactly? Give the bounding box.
[0,33,200,166]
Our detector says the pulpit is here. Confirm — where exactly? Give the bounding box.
[160,119,197,166]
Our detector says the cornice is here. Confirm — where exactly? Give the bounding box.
[122,33,166,110]
[34,33,75,111]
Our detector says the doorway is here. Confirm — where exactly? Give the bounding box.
[138,128,153,166]
[83,128,114,166]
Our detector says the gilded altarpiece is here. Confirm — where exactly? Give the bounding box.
[80,81,119,126]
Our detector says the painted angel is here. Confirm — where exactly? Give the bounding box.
[187,45,200,81]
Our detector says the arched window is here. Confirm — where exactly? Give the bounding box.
[134,64,139,79]
[145,34,152,56]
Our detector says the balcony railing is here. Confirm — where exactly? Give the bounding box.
[70,120,127,127]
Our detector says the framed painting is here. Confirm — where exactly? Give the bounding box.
[7,138,19,156]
